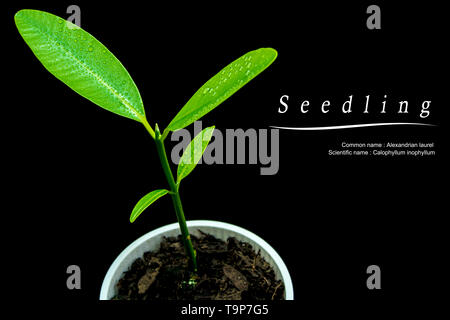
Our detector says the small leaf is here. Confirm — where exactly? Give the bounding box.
[165,48,277,134]
[177,126,215,184]
[15,9,146,122]
[130,189,169,223]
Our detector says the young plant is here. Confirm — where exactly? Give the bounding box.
[15,9,277,273]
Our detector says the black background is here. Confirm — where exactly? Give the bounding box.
[3,0,447,316]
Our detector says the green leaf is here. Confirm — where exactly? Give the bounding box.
[130,189,169,223]
[164,48,277,134]
[177,126,215,184]
[15,9,146,122]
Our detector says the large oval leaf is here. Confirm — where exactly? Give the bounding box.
[130,189,169,223]
[177,126,215,184]
[15,9,146,122]
[165,48,277,134]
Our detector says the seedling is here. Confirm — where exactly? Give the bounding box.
[15,9,277,273]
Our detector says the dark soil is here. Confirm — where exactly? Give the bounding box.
[114,232,285,300]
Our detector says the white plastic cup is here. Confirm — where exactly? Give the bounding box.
[100,220,294,300]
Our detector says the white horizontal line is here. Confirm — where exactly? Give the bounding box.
[270,123,437,131]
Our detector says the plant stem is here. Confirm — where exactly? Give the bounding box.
[153,125,198,272]
[141,118,155,139]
